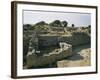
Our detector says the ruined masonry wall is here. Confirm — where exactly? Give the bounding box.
[38,33,90,47]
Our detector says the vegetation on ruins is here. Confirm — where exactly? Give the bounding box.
[23,20,91,68]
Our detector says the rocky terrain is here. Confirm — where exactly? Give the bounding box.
[57,44,91,67]
[23,20,91,69]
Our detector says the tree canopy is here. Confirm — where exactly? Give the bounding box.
[62,21,68,27]
[72,24,75,27]
[49,20,62,27]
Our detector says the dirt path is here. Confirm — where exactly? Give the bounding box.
[57,45,91,67]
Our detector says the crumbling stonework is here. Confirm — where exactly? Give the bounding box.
[25,27,90,68]
[26,42,72,68]
[38,31,90,47]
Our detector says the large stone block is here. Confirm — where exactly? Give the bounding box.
[26,43,72,68]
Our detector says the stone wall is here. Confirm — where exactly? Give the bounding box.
[25,32,90,68]
[38,32,90,48]
[26,43,72,68]
[38,35,59,48]
[61,33,90,46]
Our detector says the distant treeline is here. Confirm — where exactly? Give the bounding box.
[23,20,91,31]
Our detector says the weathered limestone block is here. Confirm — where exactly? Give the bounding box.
[57,60,69,67]
[26,43,72,68]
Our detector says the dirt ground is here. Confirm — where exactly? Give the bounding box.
[57,45,91,67]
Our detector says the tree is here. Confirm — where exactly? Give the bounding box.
[23,24,32,30]
[49,20,62,27]
[88,25,91,33]
[35,21,47,26]
[88,25,91,28]
[62,21,68,27]
[72,24,75,27]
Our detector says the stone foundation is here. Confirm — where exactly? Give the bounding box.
[26,43,72,68]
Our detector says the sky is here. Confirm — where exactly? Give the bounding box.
[23,10,91,27]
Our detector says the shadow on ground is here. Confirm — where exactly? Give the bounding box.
[66,53,84,61]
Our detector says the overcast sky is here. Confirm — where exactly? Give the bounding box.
[23,10,91,27]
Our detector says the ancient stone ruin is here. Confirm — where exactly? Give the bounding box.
[25,26,90,68]
[26,31,73,68]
